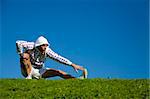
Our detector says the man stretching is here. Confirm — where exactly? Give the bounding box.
[16,36,88,79]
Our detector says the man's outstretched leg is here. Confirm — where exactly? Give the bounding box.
[20,53,32,79]
[41,69,75,79]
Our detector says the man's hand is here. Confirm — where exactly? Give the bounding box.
[71,63,88,78]
[71,63,84,73]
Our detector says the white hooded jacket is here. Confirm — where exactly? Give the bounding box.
[16,38,72,69]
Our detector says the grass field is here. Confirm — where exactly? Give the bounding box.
[0,78,149,99]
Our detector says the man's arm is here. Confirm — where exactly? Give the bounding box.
[16,40,34,56]
[46,47,73,65]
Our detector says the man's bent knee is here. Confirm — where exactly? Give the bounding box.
[20,53,30,65]
[21,53,30,60]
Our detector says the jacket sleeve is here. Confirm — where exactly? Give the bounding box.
[16,40,34,54]
[46,47,73,65]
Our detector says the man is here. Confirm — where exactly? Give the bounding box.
[16,36,88,79]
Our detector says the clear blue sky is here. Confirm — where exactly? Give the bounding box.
[0,0,149,79]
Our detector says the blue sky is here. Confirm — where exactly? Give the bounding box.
[0,0,149,79]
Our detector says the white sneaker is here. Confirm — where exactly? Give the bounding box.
[83,68,88,78]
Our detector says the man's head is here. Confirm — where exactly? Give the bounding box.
[35,36,49,53]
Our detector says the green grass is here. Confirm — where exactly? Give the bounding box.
[0,78,149,99]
